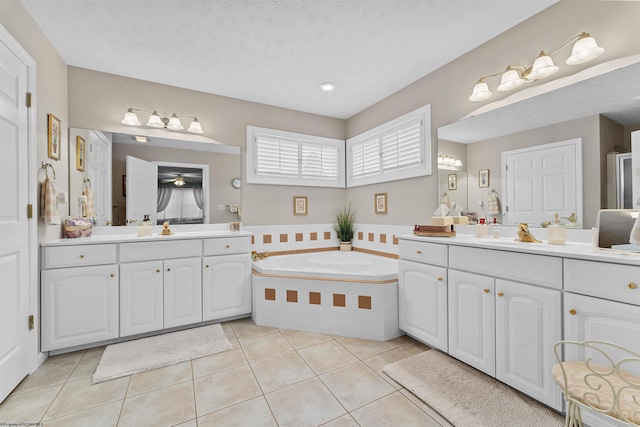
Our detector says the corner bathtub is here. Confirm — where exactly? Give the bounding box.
[251,251,401,341]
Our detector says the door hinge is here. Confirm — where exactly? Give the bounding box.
[505,164,508,171]
[506,206,509,212]
[28,315,34,330]
[27,204,33,219]
[26,92,32,108]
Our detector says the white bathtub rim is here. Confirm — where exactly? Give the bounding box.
[251,251,398,282]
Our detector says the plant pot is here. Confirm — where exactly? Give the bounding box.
[340,242,352,251]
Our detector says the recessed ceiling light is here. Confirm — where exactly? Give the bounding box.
[319,82,336,92]
[134,135,148,143]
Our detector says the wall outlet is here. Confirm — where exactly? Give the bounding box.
[217,204,227,211]
[229,204,238,213]
[57,191,68,204]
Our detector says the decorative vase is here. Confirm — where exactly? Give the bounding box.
[340,241,352,251]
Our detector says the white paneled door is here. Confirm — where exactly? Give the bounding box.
[503,139,582,227]
[0,36,31,402]
[125,155,158,225]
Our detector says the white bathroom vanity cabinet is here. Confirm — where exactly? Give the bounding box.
[41,229,252,353]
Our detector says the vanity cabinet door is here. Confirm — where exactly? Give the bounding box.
[202,253,252,321]
[120,261,164,337]
[41,265,119,351]
[495,279,562,410]
[398,260,448,351]
[164,257,202,328]
[448,270,495,376]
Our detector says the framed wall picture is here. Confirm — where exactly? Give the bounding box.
[293,196,307,215]
[479,169,490,188]
[448,173,457,190]
[47,113,61,160]
[76,136,86,171]
[374,193,387,214]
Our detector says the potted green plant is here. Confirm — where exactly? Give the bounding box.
[334,204,357,251]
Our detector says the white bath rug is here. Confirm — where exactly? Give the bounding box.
[383,350,564,427]
[93,324,232,384]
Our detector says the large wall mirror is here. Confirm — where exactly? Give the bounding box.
[68,128,241,227]
[436,56,640,229]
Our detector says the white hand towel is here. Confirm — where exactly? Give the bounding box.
[487,193,501,215]
[40,178,61,225]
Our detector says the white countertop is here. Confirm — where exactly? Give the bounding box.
[398,230,640,267]
[42,224,252,247]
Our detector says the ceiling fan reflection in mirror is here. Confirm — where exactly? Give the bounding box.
[157,166,203,187]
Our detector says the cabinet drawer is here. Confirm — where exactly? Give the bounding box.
[399,240,447,267]
[120,239,202,262]
[204,236,250,256]
[43,244,117,269]
[449,246,562,289]
[564,259,640,305]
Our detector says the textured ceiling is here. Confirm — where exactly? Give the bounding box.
[21,0,557,119]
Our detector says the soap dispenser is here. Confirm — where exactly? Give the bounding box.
[547,213,566,246]
[138,214,152,237]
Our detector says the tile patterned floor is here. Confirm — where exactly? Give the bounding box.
[0,319,455,427]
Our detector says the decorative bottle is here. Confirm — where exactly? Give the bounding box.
[138,214,152,237]
[547,213,566,245]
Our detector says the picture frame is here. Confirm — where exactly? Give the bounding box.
[47,113,61,160]
[448,173,457,190]
[374,193,387,214]
[293,196,307,215]
[76,136,86,171]
[479,169,490,188]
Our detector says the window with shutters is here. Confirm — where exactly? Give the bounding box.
[347,104,431,187]
[247,126,345,187]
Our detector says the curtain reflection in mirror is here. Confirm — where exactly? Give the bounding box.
[157,187,204,224]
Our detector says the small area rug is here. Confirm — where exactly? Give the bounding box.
[93,324,232,384]
[382,350,564,427]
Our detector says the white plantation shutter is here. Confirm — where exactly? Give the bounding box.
[347,105,431,187]
[351,136,380,179]
[301,142,339,180]
[247,127,344,187]
[381,118,422,172]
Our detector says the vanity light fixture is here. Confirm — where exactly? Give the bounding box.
[134,135,148,143]
[438,154,463,167]
[121,108,204,134]
[469,31,604,102]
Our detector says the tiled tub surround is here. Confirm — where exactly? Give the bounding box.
[244,223,413,257]
[252,251,402,341]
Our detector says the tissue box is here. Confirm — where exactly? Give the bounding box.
[430,216,454,226]
[451,216,469,225]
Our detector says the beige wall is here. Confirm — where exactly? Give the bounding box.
[67,67,346,226]
[345,1,640,228]
[2,0,69,242]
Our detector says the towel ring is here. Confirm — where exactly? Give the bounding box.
[83,177,91,189]
[41,162,56,180]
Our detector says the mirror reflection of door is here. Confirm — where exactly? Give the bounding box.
[502,139,582,227]
[125,157,210,225]
[125,156,158,225]
[156,163,208,224]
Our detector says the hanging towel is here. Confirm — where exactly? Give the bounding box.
[487,192,501,215]
[40,178,61,225]
[83,187,96,219]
